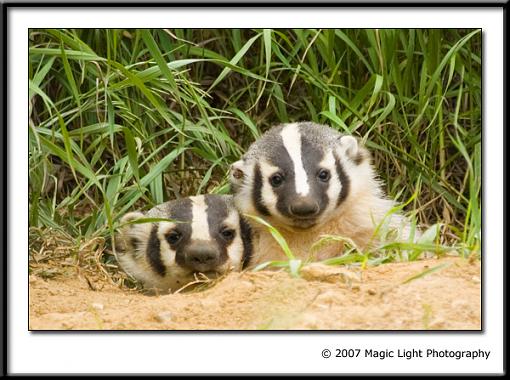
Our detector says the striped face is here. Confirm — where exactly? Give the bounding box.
[116,194,252,291]
[230,122,366,230]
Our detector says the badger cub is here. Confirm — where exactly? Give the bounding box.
[230,122,413,265]
[115,194,252,292]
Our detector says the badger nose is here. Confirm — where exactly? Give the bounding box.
[185,242,220,272]
[289,198,320,217]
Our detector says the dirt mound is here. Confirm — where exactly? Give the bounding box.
[29,257,481,330]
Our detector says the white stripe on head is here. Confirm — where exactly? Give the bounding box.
[280,123,310,196]
[190,195,212,241]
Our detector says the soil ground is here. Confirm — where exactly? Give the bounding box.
[29,256,481,330]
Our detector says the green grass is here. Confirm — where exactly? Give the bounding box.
[28,29,481,272]
[245,214,302,277]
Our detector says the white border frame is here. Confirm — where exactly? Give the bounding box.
[9,7,504,375]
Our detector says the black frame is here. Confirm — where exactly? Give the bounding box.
[2,0,506,376]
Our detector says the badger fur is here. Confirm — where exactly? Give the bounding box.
[230,122,414,265]
[114,194,252,292]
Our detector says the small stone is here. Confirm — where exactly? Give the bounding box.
[300,263,361,285]
[367,288,377,296]
[91,303,104,311]
[155,311,172,323]
[315,291,338,306]
[452,300,468,309]
[429,318,446,329]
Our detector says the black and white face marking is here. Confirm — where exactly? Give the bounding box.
[116,195,252,291]
[159,195,250,275]
[231,123,363,230]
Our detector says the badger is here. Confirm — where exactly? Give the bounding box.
[229,122,415,265]
[114,194,252,292]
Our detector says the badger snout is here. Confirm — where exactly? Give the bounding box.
[289,197,320,218]
[184,241,220,273]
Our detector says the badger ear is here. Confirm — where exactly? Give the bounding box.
[121,211,145,225]
[337,135,367,165]
[116,211,147,255]
[229,160,246,188]
[119,211,148,233]
[338,135,359,157]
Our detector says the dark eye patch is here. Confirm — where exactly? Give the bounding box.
[146,224,165,277]
[253,163,271,216]
[219,227,236,241]
[239,217,253,269]
[333,151,350,206]
[165,230,183,246]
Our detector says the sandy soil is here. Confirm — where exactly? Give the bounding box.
[29,257,481,330]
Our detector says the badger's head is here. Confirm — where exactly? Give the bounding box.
[116,194,252,291]
[230,122,374,231]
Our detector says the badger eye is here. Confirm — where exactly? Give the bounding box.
[220,228,236,241]
[317,169,331,182]
[165,230,182,245]
[269,173,284,188]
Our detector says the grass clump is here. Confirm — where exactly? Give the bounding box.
[245,214,302,278]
